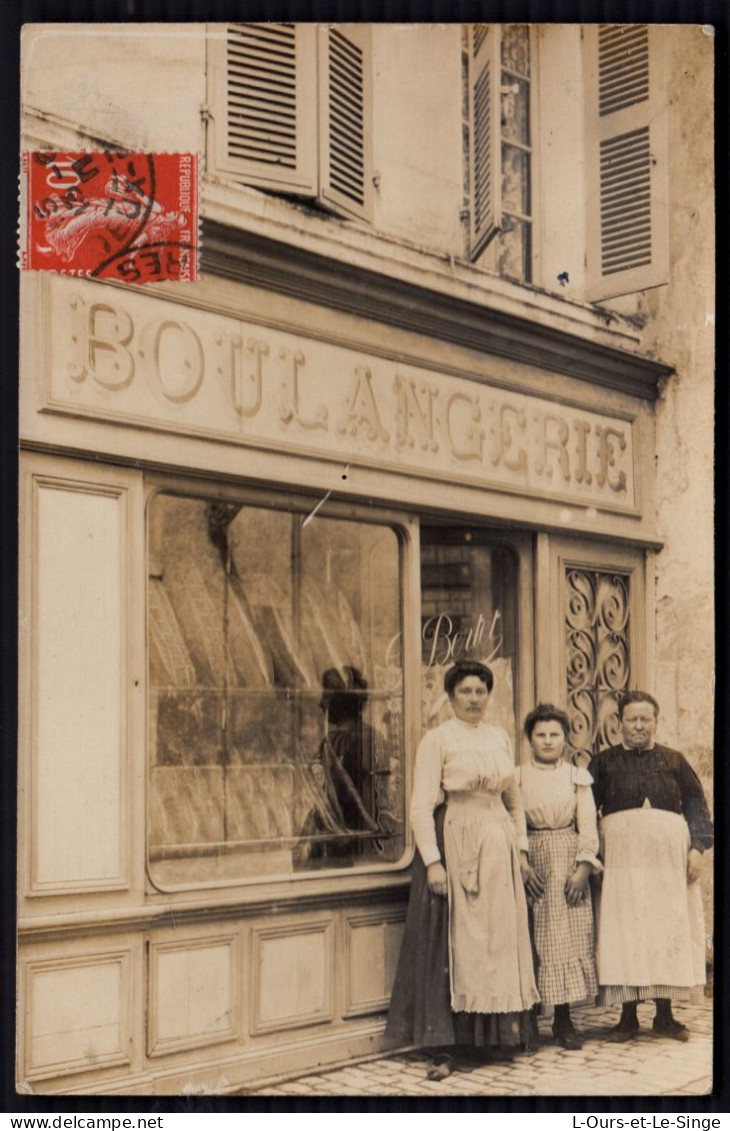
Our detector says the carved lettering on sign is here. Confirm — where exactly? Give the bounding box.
[498,404,527,473]
[595,425,628,493]
[573,419,593,485]
[214,333,267,419]
[278,347,328,432]
[139,318,204,404]
[337,366,390,444]
[446,391,483,463]
[53,279,638,512]
[88,301,135,390]
[394,374,439,453]
[66,295,92,383]
[536,414,571,483]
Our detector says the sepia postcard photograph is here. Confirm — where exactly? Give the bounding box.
[14,13,717,1104]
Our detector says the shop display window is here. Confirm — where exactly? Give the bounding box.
[147,491,405,886]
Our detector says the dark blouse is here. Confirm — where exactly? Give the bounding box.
[590,743,713,853]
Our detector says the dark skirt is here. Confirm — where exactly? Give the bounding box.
[385,805,534,1050]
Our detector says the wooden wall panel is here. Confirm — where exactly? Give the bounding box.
[147,935,239,1056]
[344,911,405,1017]
[24,951,131,1080]
[31,476,129,892]
[252,921,332,1034]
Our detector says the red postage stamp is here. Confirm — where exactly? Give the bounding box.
[21,151,199,283]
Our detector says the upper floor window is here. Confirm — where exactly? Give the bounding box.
[468,23,668,299]
[467,24,534,282]
[207,23,373,223]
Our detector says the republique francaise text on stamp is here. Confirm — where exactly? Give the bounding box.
[21,151,199,283]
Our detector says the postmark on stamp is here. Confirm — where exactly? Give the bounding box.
[21,151,199,283]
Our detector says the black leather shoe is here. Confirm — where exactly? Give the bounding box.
[553,1024,583,1050]
[653,1018,690,1042]
[606,1019,639,1043]
[427,1054,456,1080]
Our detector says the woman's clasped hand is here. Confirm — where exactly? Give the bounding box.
[519,854,544,901]
[426,861,449,898]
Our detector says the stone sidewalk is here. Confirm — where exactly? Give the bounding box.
[246,998,712,1098]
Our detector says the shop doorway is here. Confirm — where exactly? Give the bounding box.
[419,526,523,751]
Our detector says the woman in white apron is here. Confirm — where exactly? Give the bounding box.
[387,660,539,1077]
[591,691,713,1042]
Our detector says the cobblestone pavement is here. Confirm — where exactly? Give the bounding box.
[246,999,712,1098]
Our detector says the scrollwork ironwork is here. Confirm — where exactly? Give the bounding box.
[565,568,630,756]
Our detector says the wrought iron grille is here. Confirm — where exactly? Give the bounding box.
[565,568,630,756]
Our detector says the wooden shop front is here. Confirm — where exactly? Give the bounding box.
[17,239,669,1094]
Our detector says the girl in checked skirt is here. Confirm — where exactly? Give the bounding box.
[517,704,601,1050]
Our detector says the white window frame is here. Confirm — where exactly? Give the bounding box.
[144,473,416,895]
[468,24,540,284]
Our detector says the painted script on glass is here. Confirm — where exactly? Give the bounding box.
[422,610,503,667]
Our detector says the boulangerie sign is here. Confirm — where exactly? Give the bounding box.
[45,274,638,513]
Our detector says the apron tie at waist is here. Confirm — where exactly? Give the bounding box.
[528,823,576,833]
[445,790,506,810]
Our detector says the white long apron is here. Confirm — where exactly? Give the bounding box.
[596,808,705,990]
[444,790,539,1014]
[410,717,539,1015]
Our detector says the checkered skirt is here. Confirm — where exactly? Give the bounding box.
[528,827,598,1007]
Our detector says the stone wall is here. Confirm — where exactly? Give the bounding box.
[633,26,715,947]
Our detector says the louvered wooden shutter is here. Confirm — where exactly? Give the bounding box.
[208,23,317,194]
[468,24,501,260]
[585,25,669,300]
[318,25,372,222]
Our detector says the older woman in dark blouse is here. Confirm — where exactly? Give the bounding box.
[591,691,713,1042]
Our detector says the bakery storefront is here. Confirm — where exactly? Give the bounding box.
[18,229,670,1094]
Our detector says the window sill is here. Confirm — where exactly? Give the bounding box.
[18,865,414,943]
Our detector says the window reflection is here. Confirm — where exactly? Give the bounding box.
[301,667,388,861]
[147,493,404,885]
[498,24,532,282]
[501,24,530,77]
